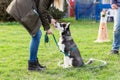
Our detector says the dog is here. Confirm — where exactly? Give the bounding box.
[55,22,84,68]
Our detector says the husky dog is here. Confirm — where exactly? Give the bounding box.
[55,22,84,68]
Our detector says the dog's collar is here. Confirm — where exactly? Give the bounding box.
[64,44,77,56]
[69,44,77,51]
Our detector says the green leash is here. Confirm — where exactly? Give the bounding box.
[52,34,59,48]
[52,34,70,56]
[44,32,49,44]
[44,33,69,56]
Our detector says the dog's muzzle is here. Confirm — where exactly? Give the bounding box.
[55,22,58,28]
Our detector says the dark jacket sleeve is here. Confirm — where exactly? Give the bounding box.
[47,14,53,23]
[38,0,53,31]
[111,0,117,4]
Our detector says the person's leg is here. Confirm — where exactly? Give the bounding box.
[111,8,120,54]
[29,30,42,62]
[28,30,45,71]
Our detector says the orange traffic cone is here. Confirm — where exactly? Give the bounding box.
[95,10,110,42]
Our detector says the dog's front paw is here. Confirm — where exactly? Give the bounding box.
[58,61,72,68]
[63,64,72,68]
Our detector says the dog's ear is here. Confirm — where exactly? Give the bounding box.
[66,22,70,31]
[67,22,70,27]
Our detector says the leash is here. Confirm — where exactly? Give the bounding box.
[44,32,58,47]
[52,34,59,48]
[44,32,49,43]
[44,33,69,56]
[84,58,107,69]
[52,34,70,56]
[58,57,107,69]
[52,34,78,56]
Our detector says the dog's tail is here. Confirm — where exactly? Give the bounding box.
[85,58,94,65]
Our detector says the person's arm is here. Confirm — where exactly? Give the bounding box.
[47,14,53,23]
[38,0,53,31]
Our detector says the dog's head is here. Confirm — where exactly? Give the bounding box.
[55,22,70,32]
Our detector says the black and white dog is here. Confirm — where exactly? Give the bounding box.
[55,22,84,68]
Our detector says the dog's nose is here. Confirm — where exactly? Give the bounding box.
[55,26,57,28]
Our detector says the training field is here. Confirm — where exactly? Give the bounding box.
[0,18,120,80]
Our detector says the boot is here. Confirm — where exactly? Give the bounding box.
[36,58,46,68]
[28,60,45,71]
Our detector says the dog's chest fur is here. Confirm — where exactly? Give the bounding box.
[58,37,65,52]
[58,33,75,56]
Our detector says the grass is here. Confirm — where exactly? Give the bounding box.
[0,18,120,80]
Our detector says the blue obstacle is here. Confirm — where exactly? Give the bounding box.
[75,0,111,21]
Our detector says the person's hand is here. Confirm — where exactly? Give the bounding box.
[51,19,56,28]
[111,4,118,9]
[46,28,53,34]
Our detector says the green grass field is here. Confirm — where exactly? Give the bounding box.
[0,18,120,80]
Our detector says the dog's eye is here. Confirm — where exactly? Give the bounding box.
[60,24,62,27]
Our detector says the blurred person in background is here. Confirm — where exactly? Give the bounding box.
[110,0,120,54]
